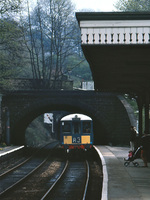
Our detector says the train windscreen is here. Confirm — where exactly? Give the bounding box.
[62,122,71,134]
[83,121,91,133]
[73,121,81,134]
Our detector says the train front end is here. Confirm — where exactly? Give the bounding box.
[60,114,93,151]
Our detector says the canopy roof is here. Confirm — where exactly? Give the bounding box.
[76,12,150,94]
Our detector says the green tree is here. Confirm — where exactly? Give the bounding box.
[23,0,78,88]
[115,0,150,11]
[65,55,92,87]
[23,0,92,89]
[0,0,21,15]
[0,0,28,89]
[0,18,28,89]
[25,115,53,147]
[0,0,92,90]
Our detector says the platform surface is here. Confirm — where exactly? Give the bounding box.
[95,146,150,200]
[0,145,24,157]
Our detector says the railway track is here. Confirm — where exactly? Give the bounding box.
[0,147,102,200]
[41,160,89,200]
[0,142,57,176]
[0,142,59,198]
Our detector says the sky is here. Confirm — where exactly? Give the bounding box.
[30,0,118,12]
[72,0,118,11]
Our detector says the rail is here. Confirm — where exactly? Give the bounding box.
[41,160,69,200]
[82,160,90,200]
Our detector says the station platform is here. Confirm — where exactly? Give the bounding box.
[95,146,150,200]
[0,145,24,157]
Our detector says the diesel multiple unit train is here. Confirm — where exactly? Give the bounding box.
[60,113,93,151]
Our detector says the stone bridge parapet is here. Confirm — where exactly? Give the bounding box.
[1,78,73,91]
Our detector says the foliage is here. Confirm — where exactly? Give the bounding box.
[71,61,92,81]
[21,0,88,89]
[115,0,150,11]
[0,0,92,90]
[65,55,92,87]
[0,0,22,15]
[0,18,29,89]
[0,142,6,147]
[124,94,138,119]
[25,115,53,147]
[0,0,30,89]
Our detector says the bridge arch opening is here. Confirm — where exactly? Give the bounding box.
[12,100,107,146]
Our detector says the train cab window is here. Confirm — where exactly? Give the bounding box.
[83,121,91,133]
[73,121,81,134]
[62,122,71,134]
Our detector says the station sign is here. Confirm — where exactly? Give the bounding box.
[44,113,53,124]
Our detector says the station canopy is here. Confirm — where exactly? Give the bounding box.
[76,12,150,94]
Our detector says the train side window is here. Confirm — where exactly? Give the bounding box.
[62,122,71,134]
[83,121,91,133]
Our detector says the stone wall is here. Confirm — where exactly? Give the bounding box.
[3,78,73,91]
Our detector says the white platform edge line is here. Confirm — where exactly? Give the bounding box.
[94,145,108,200]
[0,146,24,157]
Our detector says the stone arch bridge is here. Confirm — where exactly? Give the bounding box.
[1,90,135,145]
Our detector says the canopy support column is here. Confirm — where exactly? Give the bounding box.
[137,95,143,137]
[144,92,149,134]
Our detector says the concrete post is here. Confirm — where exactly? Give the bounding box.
[145,92,149,134]
[138,104,143,137]
[137,96,143,137]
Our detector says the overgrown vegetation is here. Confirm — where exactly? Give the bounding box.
[124,94,138,120]
[0,0,92,90]
[25,115,53,146]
